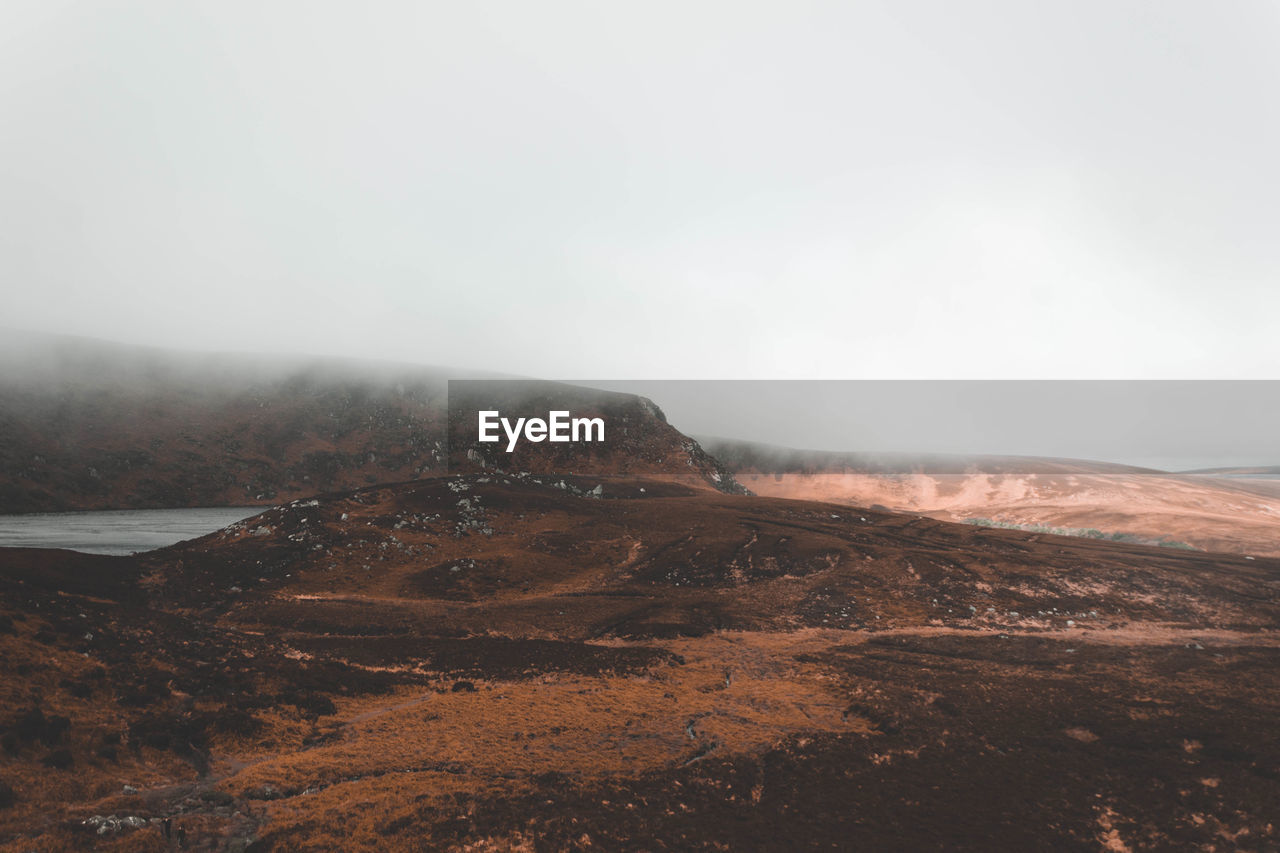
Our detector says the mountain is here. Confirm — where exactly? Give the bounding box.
[2,474,1278,849]
[0,332,741,512]
[0,332,449,512]
[704,438,1280,557]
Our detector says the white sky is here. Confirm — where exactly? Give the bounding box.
[3,1,1278,379]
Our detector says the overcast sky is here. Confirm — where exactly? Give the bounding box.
[3,2,1279,379]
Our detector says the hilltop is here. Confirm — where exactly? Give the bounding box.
[0,333,741,512]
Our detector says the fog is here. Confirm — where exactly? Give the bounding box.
[2,332,1277,470]
[3,2,1279,379]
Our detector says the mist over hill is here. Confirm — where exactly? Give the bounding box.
[0,333,742,512]
[0,332,450,512]
[698,437,1164,476]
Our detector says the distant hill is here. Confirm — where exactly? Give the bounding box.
[702,437,1280,557]
[1179,465,1280,478]
[699,438,1163,476]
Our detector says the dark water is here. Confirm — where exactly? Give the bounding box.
[0,507,263,555]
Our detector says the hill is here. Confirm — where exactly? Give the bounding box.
[1,474,1278,849]
[704,438,1280,557]
[0,333,740,512]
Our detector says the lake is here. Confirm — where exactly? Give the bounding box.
[0,507,264,555]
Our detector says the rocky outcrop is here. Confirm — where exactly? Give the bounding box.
[447,379,748,495]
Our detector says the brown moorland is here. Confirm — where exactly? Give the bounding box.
[1,474,1279,850]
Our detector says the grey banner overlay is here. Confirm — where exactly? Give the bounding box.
[570,380,1280,473]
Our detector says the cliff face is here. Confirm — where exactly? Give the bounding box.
[0,335,743,512]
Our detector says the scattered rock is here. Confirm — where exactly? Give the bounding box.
[1064,727,1099,743]
[84,814,148,836]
